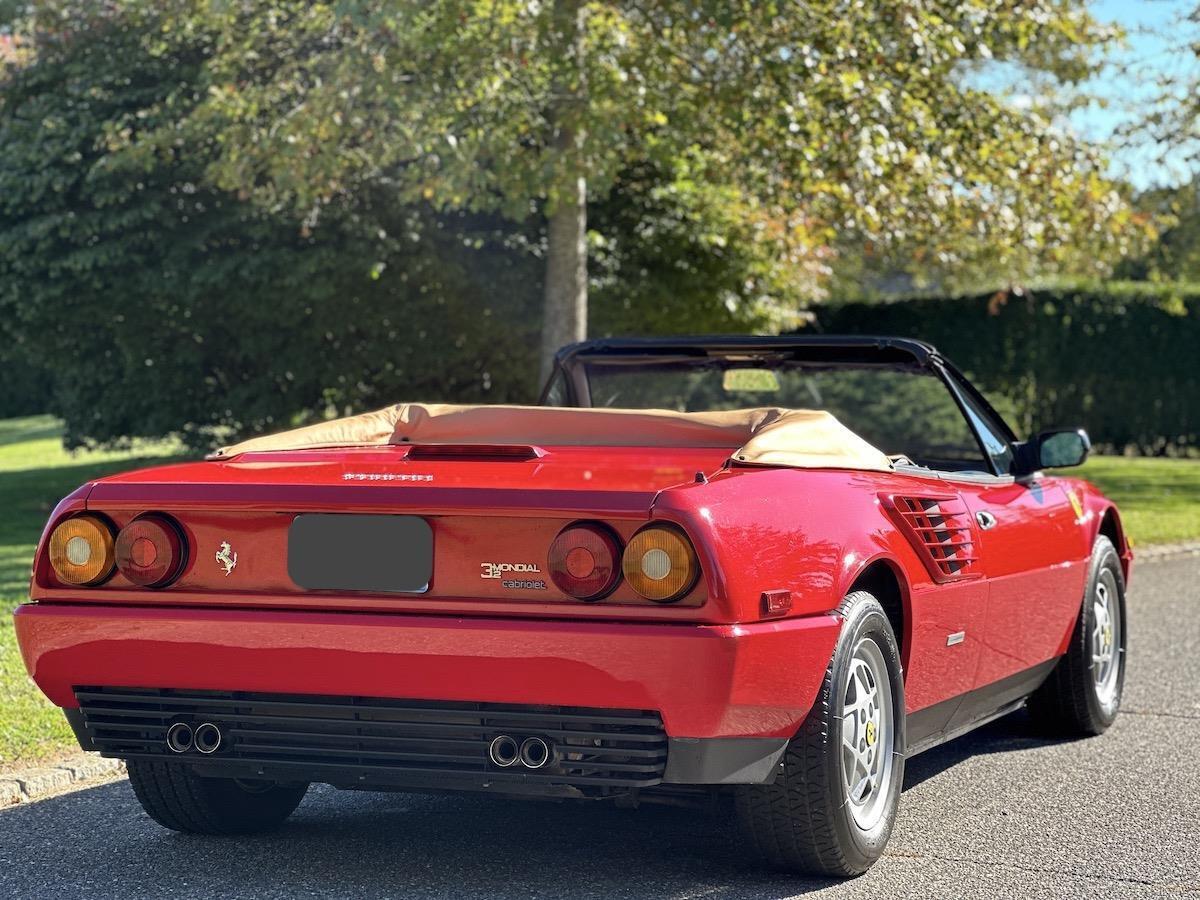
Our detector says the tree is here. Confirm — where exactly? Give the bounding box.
[1125,4,1200,179]
[0,9,536,447]
[0,5,814,447]
[54,0,1145,379]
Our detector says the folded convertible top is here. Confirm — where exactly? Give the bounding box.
[210,404,893,472]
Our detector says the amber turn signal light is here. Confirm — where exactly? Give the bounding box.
[48,515,116,586]
[622,525,700,603]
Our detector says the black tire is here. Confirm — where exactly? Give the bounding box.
[733,590,905,877]
[127,760,308,835]
[1028,535,1127,736]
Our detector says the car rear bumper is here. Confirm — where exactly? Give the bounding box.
[14,602,839,787]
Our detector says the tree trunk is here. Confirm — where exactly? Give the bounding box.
[540,169,587,386]
[538,0,587,388]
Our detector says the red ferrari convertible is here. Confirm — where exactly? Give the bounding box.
[15,336,1130,876]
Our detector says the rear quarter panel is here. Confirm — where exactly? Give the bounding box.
[652,467,938,619]
[651,466,984,713]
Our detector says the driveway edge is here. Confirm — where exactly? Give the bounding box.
[0,755,125,807]
[1135,540,1200,562]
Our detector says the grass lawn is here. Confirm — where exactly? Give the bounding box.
[0,415,182,770]
[0,414,1196,770]
[1077,456,1200,547]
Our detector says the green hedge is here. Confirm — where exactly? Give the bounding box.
[815,284,1200,454]
[0,344,52,418]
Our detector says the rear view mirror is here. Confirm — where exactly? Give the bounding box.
[1038,429,1091,469]
[1014,428,1091,475]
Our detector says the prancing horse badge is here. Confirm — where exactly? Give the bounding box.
[215,541,238,576]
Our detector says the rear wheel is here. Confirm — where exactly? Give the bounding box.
[733,590,905,877]
[1029,535,1127,735]
[127,760,308,834]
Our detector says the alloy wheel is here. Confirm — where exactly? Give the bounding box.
[840,637,896,831]
[1091,569,1122,711]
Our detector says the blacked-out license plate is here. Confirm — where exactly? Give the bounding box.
[288,514,432,593]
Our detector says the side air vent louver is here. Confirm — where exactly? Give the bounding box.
[883,494,978,582]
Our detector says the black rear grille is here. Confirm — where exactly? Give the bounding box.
[74,688,667,792]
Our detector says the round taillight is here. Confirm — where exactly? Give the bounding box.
[48,515,116,586]
[548,523,621,601]
[622,525,700,603]
[115,515,187,588]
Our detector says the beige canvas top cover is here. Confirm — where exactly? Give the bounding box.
[210,403,893,472]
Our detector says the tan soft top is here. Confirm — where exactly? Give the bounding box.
[210,403,892,472]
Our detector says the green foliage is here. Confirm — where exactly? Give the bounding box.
[1124,5,1200,179]
[589,160,823,335]
[0,343,51,418]
[0,9,807,448]
[0,10,536,448]
[33,1,1148,296]
[817,283,1200,454]
[1116,183,1200,281]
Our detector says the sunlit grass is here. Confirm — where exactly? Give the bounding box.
[0,416,181,596]
[1078,456,1200,547]
[0,619,73,768]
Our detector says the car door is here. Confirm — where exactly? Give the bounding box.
[958,476,1084,688]
[942,374,1090,691]
[883,477,989,746]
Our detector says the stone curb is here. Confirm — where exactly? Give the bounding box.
[1136,540,1200,562]
[0,755,125,807]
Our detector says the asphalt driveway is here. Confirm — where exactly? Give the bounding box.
[1,556,1196,899]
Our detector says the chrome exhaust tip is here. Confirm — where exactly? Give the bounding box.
[488,735,520,768]
[193,722,223,755]
[165,722,194,754]
[519,736,552,770]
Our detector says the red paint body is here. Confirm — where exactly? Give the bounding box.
[15,441,1130,744]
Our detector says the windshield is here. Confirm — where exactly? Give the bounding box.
[581,359,991,473]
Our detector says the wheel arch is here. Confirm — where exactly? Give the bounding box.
[843,555,910,678]
[1096,504,1132,582]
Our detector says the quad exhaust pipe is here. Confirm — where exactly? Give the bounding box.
[194,722,222,754]
[519,736,551,769]
[166,722,193,753]
[166,722,223,755]
[489,734,553,770]
[488,734,520,767]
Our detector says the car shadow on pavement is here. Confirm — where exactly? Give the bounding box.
[900,708,1071,791]
[0,711,1065,899]
[0,779,835,899]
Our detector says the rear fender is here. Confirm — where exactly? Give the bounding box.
[835,552,913,669]
[27,482,95,594]
[652,469,927,624]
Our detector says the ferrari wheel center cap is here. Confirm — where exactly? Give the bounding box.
[865,721,877,746]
